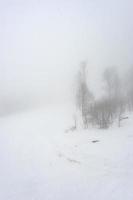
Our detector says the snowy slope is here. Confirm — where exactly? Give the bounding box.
[0,106,133,200]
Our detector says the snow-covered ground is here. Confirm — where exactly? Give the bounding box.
[0,105,133,200]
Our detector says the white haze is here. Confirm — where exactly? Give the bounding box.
[1,0,133,114]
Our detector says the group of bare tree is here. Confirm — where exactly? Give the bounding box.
[76,63,133,129]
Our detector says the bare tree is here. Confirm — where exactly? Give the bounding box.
[76,62,94,128]
[102,67,127,127]
[103,67,122,99]
[125,66,133,111]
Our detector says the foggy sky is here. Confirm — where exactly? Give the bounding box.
[1,0,133,112]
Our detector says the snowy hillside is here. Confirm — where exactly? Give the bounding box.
[0,106,133,200]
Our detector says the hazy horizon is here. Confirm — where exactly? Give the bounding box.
[1,0,133,114]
